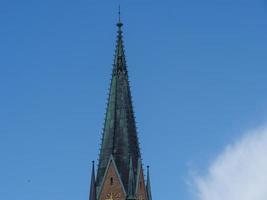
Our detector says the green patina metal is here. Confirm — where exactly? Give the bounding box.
[89,10,153,200]
[127,157,136,199]
[95,18,141,195]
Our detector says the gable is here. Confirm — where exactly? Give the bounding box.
[98,159,126,200]
[136,167,147,200]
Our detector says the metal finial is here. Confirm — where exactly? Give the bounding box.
[147,165,150,177]
[118,5,121,23]
[92,160,95,168]
[117,5,123,27]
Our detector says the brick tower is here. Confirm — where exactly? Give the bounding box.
[89,12,152,200]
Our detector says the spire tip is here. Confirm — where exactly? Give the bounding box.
[117,5,123,28]
[119,5,121,23]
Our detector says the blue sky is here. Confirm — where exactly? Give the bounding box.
[0,1,267,200]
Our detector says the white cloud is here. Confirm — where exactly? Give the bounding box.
[193,125,267,200]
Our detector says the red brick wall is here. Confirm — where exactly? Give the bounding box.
[99,161,126,200]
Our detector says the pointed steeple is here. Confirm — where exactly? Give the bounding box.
[146,166,152,200]
[127,158,136,200]
[96,9,141,194]
[89,161,96,200]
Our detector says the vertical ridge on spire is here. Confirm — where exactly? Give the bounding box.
[127,158,136,199]
[146,166,152,200]
[89,161,96,200]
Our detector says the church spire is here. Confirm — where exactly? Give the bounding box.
[96,12,141,194]
[90,9,152,200]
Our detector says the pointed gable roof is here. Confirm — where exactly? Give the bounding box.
[98,155,127,198]
[96,16,141,192]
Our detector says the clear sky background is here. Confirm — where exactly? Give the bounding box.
[1,1,267,200]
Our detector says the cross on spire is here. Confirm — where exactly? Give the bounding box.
[118,5,121,23]
[117,5,123,28]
